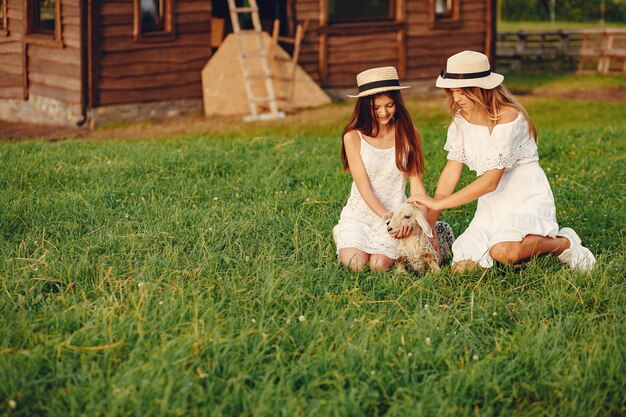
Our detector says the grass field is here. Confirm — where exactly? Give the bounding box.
[498,20,626,32]
[1,90,625,416]
[503,73,626,92]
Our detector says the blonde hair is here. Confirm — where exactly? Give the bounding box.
[445,85,537,142]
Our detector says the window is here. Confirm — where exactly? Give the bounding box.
[26,0,62,45]
[435,0,453,19]
[133,0,174,40]
[329,0,394,23]
[141,0,164,32]
[429,0,460,28]
[35,0,55,33]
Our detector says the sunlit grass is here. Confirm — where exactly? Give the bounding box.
[0,83,624,416]
[504,73,626,92]
[498,20,626,32]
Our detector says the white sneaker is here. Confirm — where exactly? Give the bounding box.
[557,227,596,272]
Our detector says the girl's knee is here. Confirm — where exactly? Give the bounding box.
[369,255,394,272]
[340,250,368,272]
[489,242,522,264]
[342,257,366,272]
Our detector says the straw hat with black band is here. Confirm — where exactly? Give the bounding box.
[348,66,411,98]
[436,50,504,90]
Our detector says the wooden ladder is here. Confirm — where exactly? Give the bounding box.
[227,0,285,122]
[269,19,309,108]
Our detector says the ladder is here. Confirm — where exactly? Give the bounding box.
[227,0,285,122]
[269,19,309,107]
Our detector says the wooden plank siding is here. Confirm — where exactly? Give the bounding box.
[0,0,493,124]
[95,0,212,106]
[404,0,488,81]
[24,0,82,104]
[295,0,320,82]
[404,1,484,79]
[296,0,492,88]
[326,32,399,87]
[0,0,23,99]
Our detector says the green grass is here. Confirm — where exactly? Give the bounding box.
[1,93,625,416]
[503,73,626,92]
[498,20,626,32]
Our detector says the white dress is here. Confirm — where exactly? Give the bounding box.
[445,112,559,268]
[333,131,407,259]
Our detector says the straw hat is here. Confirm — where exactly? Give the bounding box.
[348,66,411,98]
[436,50,504,89]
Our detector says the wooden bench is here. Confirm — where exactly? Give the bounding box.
[496,30,577,71]
[597,30,626,74]
[577,30,606,73]
[496,29,626,74]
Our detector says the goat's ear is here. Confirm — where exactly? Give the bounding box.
[382,211,393,223]
[413,209,433,238]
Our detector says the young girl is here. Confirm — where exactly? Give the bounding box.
[332,66,429,272]
[410,50,596,272]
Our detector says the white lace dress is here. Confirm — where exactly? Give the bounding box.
[333,131,407,259]
[445,112,559,268]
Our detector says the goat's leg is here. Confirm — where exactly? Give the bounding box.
[395,260,407,274]
[426,254,441,272]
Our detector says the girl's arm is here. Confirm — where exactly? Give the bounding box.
[343,131,388,218]
[410,159,463,225]
[430,159,463,223]
[408,172,442,245]
[398,174,427,239]
[412,165,505,212]
[408,174,427,212]
[406,127,429,224]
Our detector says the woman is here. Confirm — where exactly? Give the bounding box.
[332,66,429,272]
[410,50,596,272]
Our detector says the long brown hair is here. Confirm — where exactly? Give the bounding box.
[445,85,538,142]
[340,90,424,176]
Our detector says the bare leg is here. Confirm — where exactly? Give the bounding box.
[489,235,570,265]
[369,254,395,272]
[339,248,370,272]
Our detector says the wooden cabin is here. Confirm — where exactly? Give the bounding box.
[0,0,495,127]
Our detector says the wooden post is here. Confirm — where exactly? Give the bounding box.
[599,30,613,74]
[318,0,328,85]
[88,0,97,108]
[132,0,140,39]
[210,17,226,49]
[54,0,62,43]
[21,0,28,99]
[514,31,527,71]
[484,0,495,65]
[557,29,569,71]
[396,0,406,78]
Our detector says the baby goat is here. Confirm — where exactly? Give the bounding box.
[383,202,441,274]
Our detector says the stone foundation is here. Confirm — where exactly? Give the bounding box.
[0,95,204,128]
[88,99,203,127]
[0,95,83,127]
[0,81,442,129]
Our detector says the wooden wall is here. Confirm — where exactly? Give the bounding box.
[294,0,321,83]
[405,0,489,80]
[0,0,82,103]
[0,0,492,112]
[94,0,212,106]
[295,0,492,89]
[26,0,82,105]
[0,0,23,99]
